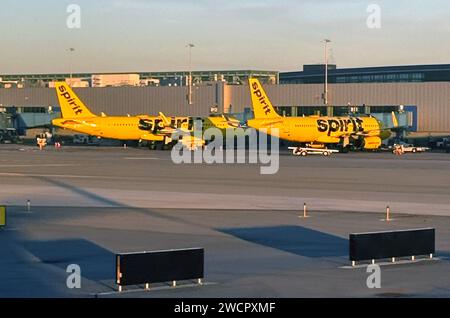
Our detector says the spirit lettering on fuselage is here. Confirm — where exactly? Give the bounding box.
[317,118,364,136]
[139,117,191,133]
[58,85,83,115]
[171,118,189,128]
[251,82,272,115]
[138,118,154,131]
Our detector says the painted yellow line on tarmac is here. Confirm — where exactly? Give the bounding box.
[123,157,160,160]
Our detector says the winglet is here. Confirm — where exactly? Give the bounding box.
[158,112,172,127]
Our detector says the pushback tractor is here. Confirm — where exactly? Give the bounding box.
[288,147,339,157]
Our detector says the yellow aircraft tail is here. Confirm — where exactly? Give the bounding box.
[249,78,281,119]
[55,82,96,118]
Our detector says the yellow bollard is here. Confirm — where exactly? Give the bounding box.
[0,206,6,227]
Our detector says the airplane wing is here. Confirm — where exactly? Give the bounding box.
[139,133,165,142]
[350,129,382,137]
[222,115,247,128]
[344,112,400,137]
[59,119,81,125]
[138,114,178,136]
[255,119,285,127]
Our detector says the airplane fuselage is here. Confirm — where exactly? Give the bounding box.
[248,115,387,148]
[52,116,144,140]
[52,115,191,142]
[52,81,195,143]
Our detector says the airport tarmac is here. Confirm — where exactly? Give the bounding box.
[1,145,450,297]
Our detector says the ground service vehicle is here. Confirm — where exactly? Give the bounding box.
[0,128,19,144]
[393,143,429,153]
[288,147,339,157]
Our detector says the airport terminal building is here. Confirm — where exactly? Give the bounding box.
[0,64,449,135]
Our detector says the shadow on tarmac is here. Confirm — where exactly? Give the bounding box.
[33,176,128,208]
[219,225,348,258]
[22,239,115,281]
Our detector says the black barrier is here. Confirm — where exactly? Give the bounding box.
[116,248,204,286]
[349,228,435,262]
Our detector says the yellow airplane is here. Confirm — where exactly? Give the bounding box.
[247,78,392,150]
[199,114,246,131]
[52,82,189,147]
[52,82,245,150]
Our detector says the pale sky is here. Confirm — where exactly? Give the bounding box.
[1,0,450,74]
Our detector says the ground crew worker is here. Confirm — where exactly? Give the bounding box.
[393,144,403,155]
[36,134,47,150]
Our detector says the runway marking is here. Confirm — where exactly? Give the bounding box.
[123,157,160,160]
[0,172,118,179]
[0,164,78,168]
[2,185,450,216]
[1,228,19,231]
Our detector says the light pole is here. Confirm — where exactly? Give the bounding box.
[323,39,331,106]
[186,43,194,105]
[68,48,75,84]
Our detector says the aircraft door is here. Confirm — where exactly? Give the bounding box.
[282,121,291,139]
[92,117,103,136]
